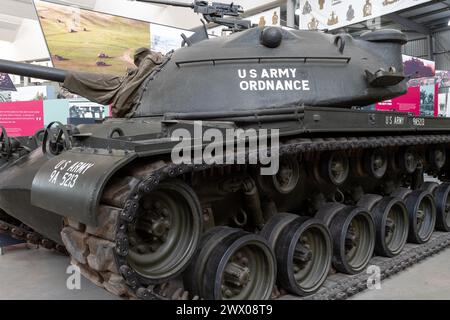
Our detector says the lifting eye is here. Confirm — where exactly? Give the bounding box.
[260,27,283,48]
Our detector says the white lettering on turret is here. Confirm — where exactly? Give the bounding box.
[238,69,246,79]
[249,69,258,79]
[237,68,310,92]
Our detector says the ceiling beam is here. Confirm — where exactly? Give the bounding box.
[424,15,450,27]
[397,0,445,14]
[408,6,450,21]
[385,13,432,34]
[434,25,450,32]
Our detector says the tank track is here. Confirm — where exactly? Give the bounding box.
[26,133,450,299]
[292,231,450,300]
[0,219,66,253]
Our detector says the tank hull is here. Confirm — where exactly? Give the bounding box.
[1,108,450,300]
[0,150,63,243]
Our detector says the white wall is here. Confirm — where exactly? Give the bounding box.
[0,19,50,61]
[0,0,281,62]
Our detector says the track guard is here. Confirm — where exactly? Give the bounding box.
[31,150,136,226]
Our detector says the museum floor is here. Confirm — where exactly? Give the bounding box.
[1,244,450,300]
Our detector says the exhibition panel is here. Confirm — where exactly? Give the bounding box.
[0,0,450,303]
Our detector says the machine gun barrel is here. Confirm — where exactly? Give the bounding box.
[0,59,68,83]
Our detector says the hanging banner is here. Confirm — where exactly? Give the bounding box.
[0,101,44,137]
[298,0,432,31]
[0,73,16,92]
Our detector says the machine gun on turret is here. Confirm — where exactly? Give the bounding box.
[135,0,252,34]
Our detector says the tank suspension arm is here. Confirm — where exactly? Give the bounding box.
[242,177,266,229]
[0,59,68,83]
[217,175,266,228]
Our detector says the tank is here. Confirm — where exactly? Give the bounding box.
[1,0,450,300]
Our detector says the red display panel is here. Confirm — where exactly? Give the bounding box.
[0,101,44,137]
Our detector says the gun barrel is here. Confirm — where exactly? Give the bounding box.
[0,59,68,83]
[136,0,194,9]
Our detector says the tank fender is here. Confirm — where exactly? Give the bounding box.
[31,150,137,226]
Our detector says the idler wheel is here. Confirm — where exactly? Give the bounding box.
[198,229,276,300]
[397,147,417,174]
[320,151,349,186]
[372,197,409,257]
[261,213,332,296]
[127,180,202,284]
[434,183,450,232]
[324,206,375,274]
[427,145,446,171]
[404,190,436,244]
[364,148,388,179]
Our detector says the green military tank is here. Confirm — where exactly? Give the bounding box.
[0,0,450,300]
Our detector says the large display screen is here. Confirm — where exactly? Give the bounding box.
[35,0,151,74]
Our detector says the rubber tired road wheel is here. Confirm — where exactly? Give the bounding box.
[127,179,202,284]
[183,227,240,298]
[372,197,409,257]
[434,183,450,232]
[202,230,276,300]
[261,214,332,296]
[405,190,436,244]
[329,206,375,274]
[276,217,332,296]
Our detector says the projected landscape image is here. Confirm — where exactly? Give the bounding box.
[35,0,150,74]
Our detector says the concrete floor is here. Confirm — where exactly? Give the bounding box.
[0,244,118,300]
[1,243,450,300]
[352,247,450,300]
